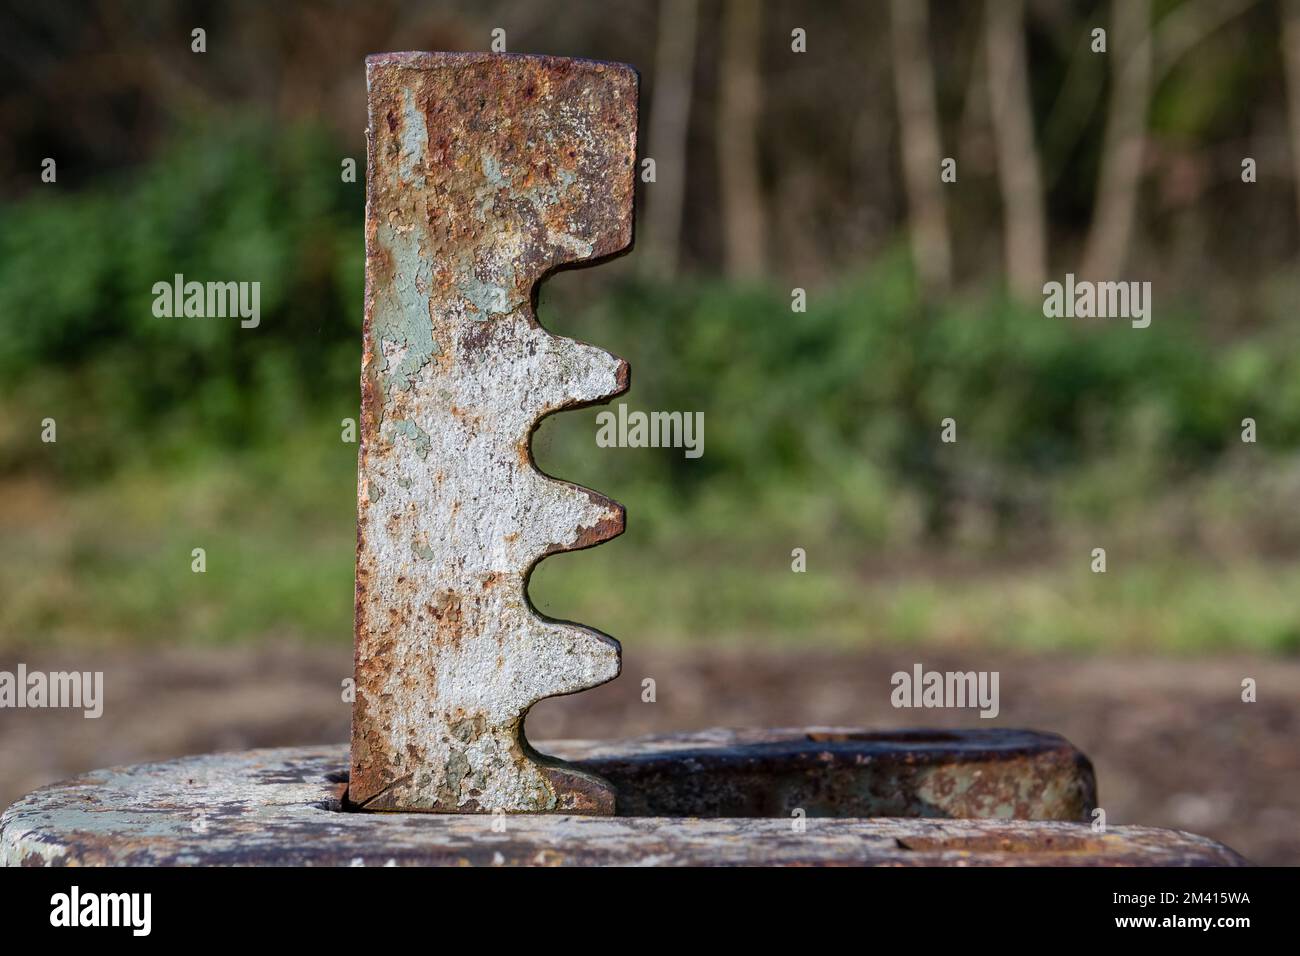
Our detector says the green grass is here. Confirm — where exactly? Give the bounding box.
[0,432,356,647]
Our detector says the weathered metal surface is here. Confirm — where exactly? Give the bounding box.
[556,727,1097,820]
[352,52,638,813]
[0,743,1245,866]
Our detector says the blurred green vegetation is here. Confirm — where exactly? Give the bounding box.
[2,121,1300,653]
[0,120,364,474]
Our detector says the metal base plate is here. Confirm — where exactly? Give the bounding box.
[0,732,1246,866]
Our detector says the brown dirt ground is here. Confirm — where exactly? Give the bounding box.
[1,644,1296,865]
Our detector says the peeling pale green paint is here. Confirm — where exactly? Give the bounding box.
[389,418,432,459]
[398,88,428,187]
[533,165,577,206]
[461,276,514,317]
[481,150,507,188]
[373,221,439,394]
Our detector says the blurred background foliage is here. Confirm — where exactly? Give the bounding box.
[2,0,1300,653]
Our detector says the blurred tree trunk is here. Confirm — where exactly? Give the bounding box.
[889,0,952,299]
[1047,0,1252,190]
[985,0,1048,299]
[642,0,699,278]
[716,0,766,279]
[1283,0,1300,239]
[1082,0,1152,279]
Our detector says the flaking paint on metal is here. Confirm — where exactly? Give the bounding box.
[350,52,638,813]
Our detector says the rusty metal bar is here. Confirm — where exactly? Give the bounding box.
[350,52,638,813]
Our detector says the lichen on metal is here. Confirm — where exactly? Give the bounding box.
[350,52,638,813]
